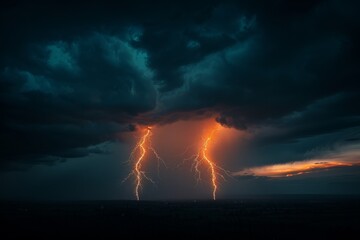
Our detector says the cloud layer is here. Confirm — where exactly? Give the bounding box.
[1,0,359,170]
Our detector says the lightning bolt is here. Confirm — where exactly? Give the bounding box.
[185,125,227,200]
[124,126,164,201]
[202,133,218,200]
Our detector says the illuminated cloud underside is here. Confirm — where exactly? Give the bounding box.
[233,142,360,178]
[234,159,360,178]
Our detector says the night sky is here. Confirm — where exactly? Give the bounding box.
[1,0,359,200]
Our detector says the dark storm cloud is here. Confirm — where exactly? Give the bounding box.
[155,0,360,151]
[0,27,156,166]
[0,0,359,168]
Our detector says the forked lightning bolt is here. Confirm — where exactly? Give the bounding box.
[124,127,164,200]
[185,125,228,200]
[202,134,218,200]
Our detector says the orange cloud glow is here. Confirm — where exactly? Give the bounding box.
[234,159,360,178]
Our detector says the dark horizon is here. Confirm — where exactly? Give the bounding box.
[1,195,360,239]
[2,193,360,202]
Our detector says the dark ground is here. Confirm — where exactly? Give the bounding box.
[1,195,359,239]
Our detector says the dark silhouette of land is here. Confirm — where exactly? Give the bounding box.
[1,195,359,239]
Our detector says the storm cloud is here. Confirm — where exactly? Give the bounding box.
[1,0,359,173]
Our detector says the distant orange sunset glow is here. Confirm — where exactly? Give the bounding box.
[234,159,360,178]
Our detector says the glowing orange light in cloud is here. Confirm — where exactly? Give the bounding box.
[233,159,359,178]
[124,126,164,200]
[124,118,242,200]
